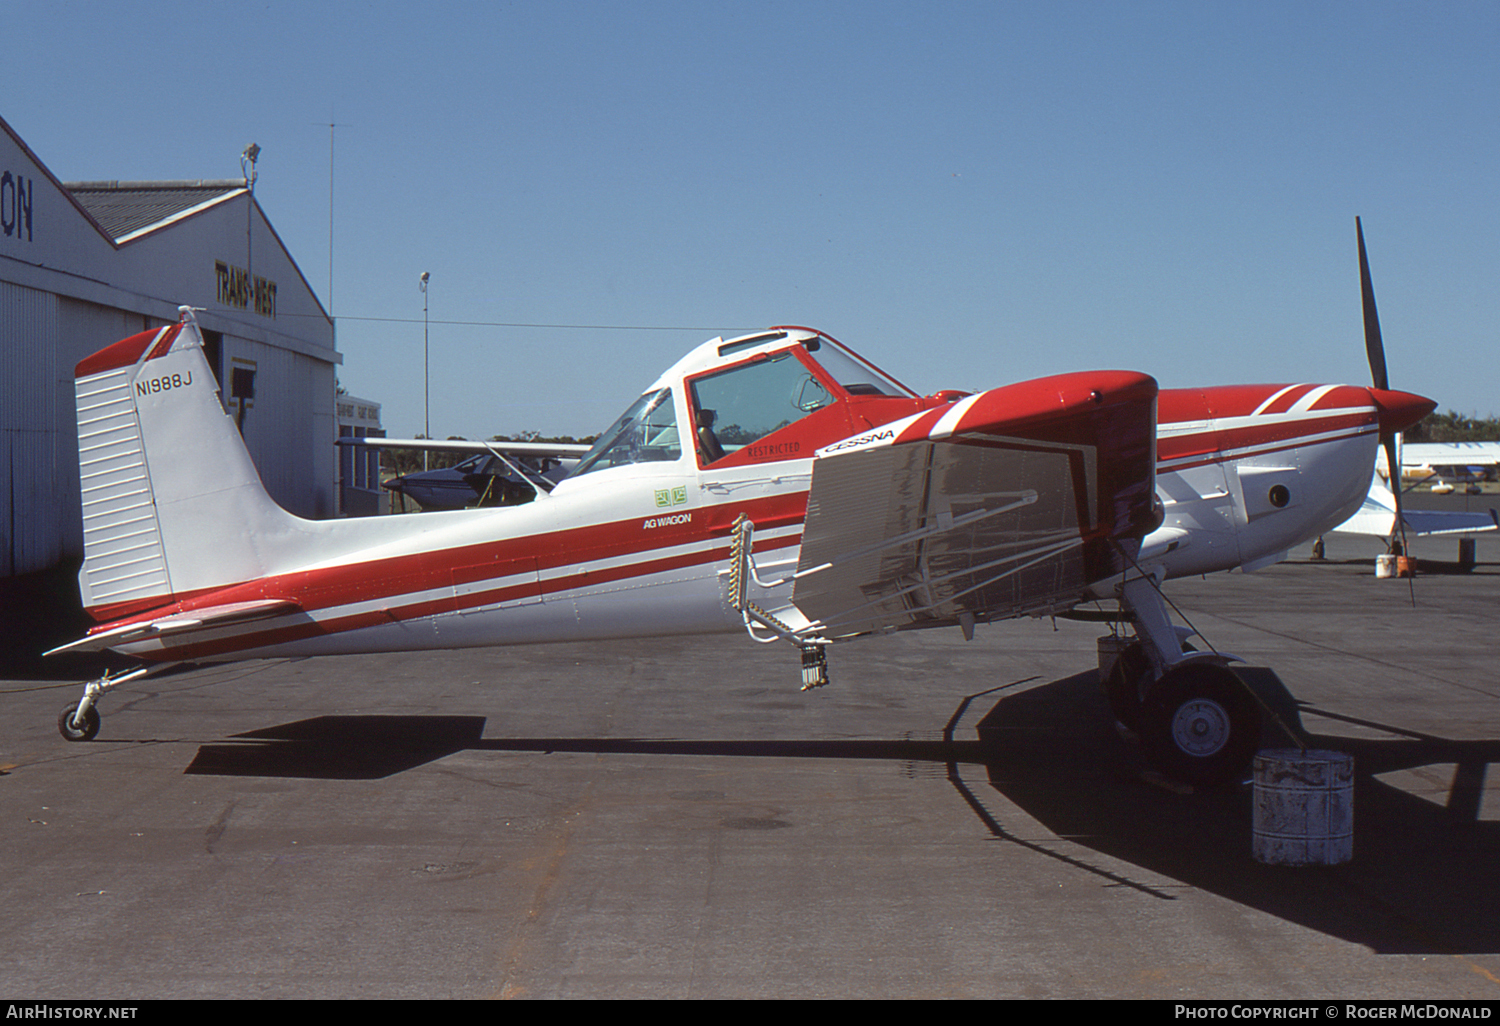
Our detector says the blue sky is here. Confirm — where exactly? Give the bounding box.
[10,0,1498,438]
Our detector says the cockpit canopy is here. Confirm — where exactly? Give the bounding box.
[568,329,916,479]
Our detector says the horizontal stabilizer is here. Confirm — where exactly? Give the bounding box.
[1332,478,1499,538]
[1399,507,1499,537]
[45,599,301,655]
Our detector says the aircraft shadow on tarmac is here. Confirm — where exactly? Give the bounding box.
[183,668,1499,955]
[971,669,1500,957]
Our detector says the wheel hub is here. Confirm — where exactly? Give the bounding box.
[1170,698,1231,757]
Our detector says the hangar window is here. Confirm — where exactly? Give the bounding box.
[200,329,224,388]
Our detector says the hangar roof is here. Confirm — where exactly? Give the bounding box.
[63,180,247,243]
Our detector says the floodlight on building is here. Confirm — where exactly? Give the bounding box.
[241,143,260,189]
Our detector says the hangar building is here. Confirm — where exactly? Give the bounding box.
[0,114,339,664]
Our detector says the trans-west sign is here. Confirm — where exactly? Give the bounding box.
[214,259,277,318]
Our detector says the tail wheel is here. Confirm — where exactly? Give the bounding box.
[58,703,101,742]
[1141,663,1259,786]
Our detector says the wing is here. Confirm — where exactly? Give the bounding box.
[337,437,592,458]
[788,371,1158,639]
[1400,442,1500,469]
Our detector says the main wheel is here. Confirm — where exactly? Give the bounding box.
[58,703,100,742]
[1140,663,1259,786]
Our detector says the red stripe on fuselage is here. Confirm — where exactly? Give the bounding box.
[86,491,811,650]
[146,531,806,662]
[1160,429,1376,473]
[1159,383,1375,423]
[1157,409,1376,466]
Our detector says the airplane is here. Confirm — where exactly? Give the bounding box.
[1388,441,1500,490]
[1319,440,1499,551]
[382,449,581,511]
[1331,475,1497,542]
[47,225,1434,788]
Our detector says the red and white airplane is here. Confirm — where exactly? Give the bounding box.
[49,226,1433,785]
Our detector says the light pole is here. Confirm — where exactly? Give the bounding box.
[420,271,430,470]
[241,143,259,299]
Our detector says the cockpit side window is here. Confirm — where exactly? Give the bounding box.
[807,342,911,397]
[688,350,835,464]
[567,387,681,477]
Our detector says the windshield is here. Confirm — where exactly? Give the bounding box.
[568,387,681,477]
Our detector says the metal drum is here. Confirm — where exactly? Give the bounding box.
[1252,749,1354,866]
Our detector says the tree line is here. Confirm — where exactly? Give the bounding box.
[1405,410,1500,443]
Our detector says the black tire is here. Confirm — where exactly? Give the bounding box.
[58,703,100,742]
[1141,663,1259,786]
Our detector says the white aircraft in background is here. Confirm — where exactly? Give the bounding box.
[48,223,1433,788]
[1326,439,1499,547]
[1333,475,1497,542]
[1396,442,1500,486]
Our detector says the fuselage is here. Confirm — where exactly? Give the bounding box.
[75,325,1430,664]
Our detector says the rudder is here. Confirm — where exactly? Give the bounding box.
[73,309,298,620]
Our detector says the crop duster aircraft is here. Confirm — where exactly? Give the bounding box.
[49,225,1433,786]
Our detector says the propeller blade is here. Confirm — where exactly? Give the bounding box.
[1359,219,1417,598]
[1358,216,1389,393]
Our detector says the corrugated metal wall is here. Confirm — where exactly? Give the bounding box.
[0,280,60,575]
[1,156,337,587]
[3,282,337,578]
[1,287,151,577]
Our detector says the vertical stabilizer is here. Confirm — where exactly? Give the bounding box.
[73,310,299,620]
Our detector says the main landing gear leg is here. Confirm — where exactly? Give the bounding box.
[57,665,155,742]
[1107,576,1260,787]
